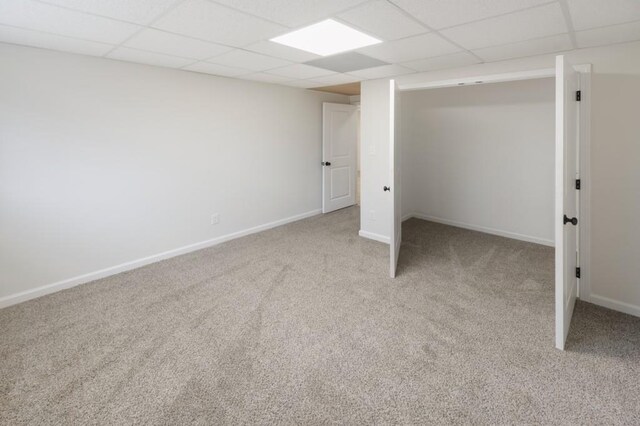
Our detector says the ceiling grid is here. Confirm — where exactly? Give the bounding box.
[0,0,639,89]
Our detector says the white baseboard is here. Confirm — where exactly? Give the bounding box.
[0,209,322,309]
[359,230,390,244]
[403,212,555,247]
[401,212,414,222]
[585,294,640,318]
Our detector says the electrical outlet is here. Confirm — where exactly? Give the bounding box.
[369,210,376,221]
[211,213,219,225]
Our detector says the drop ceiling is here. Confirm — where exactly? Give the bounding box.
[1,0,640,90]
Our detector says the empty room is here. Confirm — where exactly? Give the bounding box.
[1,0,639,424]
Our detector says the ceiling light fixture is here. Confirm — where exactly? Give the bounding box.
[270,19,381,56]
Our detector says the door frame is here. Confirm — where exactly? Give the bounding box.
[394,64,592,347]
[398,67,556,91]
[390,80,401,278]
[574,64,592,307]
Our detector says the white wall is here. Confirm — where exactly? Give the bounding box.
[359,79,392,243]
[360,40,640,317]
[0,43,348,306]
[401,78,556,246]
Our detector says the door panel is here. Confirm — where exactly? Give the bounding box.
[330,167,350,198]
[390,80,401,278]
[555,55,580,350]
[323,103,358,213]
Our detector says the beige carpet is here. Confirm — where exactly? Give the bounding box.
[1,207,639,425]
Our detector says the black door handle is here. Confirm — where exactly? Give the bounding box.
[383,186,391,192]
[322,161,331,166]
[563,215,578,225]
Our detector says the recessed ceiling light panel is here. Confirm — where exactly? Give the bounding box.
[270,19,381,56]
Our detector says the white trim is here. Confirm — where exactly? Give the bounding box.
[576,64,592,303]
[389,79,397,278]
[403,212,555,247]
[393,230,401,267]
[587,294,640,318]
[573,64,591,73]
[555,55,568,350]
[0,209,322,309]
[398,68,555,91]
[359,229,390,244]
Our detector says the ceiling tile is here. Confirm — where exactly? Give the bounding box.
[311,73,360,85]
[208,49,291,72]
[267,64,336,79]
[403,52,480,72]
[358,33,460,63]
[440,3,567,50]
[567,0,640,31]
[392,0,550,30]
[38,0,181,25]
[348,64,414,79]
[211,0,368,27]
[183,61,251,77]
[575,20,640,48]
[337,0,427,41]
[473,33,572,62]
[124,28,232,60]
[305,52,388,73]
[244,40,320,62]
[0,0,141,44]
[0,23,113,56]
[242,72,293,83]
[107,47,194,68]
[153,0,287,47]
[282,80,326,88]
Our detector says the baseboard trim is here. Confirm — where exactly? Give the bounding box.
[403,212,555,247]
[586,294,640,318]
[358,230,390,244]
[401,213,414,222]
[0,209,322,309]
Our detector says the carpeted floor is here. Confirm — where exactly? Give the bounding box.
[1,207,639,425]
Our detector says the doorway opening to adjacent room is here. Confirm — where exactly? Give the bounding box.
[385,57,591,350]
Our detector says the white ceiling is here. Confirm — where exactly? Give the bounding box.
[2,0,640,89]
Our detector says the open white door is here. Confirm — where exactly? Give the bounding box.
[322,103,358,213]
[390,80,401,278]
[555,55,580,350]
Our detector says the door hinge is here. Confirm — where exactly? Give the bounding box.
[576,90,581,101]
[576,179,581,190]
[576,267,581,278]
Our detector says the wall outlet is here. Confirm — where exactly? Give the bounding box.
[369,210,376,221]
[211,213,220,225]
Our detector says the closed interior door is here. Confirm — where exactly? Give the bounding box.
[322,103,358,213]
[555,55,580,350]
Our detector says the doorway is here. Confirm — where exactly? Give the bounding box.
[361,56,591,349]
